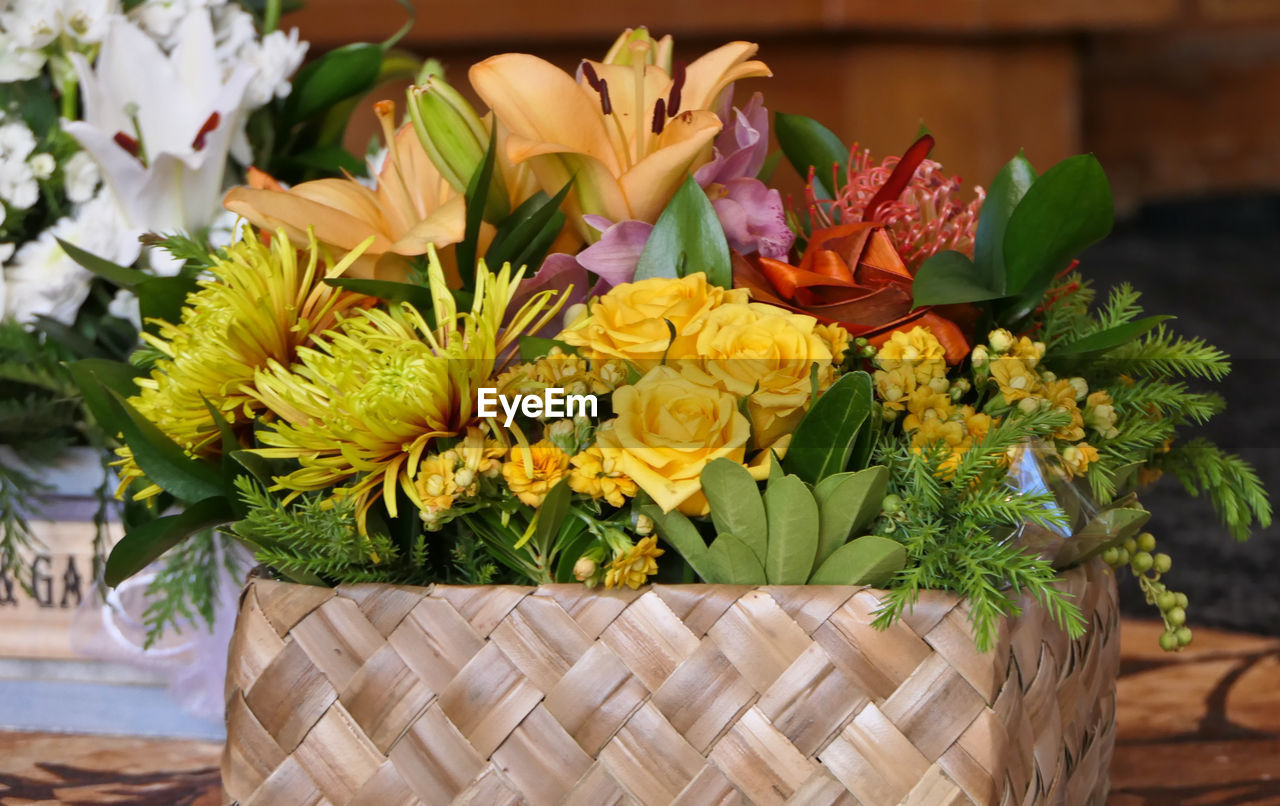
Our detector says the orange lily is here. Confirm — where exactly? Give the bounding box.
[733,222,974,363]
[470,29,770,240]
[224,100,466,282]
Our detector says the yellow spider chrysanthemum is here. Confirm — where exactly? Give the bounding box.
[249,248,566,528]
[115,227,373,498]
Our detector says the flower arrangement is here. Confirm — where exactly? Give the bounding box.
[0,0,421,604]
[80,27,1269,654]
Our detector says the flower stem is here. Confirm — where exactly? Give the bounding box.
[263,0,282,33]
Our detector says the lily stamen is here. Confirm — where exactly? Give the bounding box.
[191,112,220,151]
[668,61,686,116]
[597,78,613,115]
[651,98,666,135]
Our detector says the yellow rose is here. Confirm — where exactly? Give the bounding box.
[687,303,835,448]
[596,365,750,514]
[558,273,749,372]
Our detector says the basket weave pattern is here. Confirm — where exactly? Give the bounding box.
[222,560,1119,806]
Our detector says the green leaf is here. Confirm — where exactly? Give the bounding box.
[640,502,712,580]
[136,274,199,328]
[34,316,111,360]
[775,112,847,201]
[284,43,383,125]
[65,359,144,436]
[109,390,224,502]
[1002,154,1113,297]
[634,176,731,288]
[325,277,435,315]
[763,474,819,584]
[486,182,572,271]
[0,80,58,137]
[56,238,146,291]
[1054,316,1174,358]
[700,458,767,565]
[813,466,889,566]
[912,250,1003,307]
[808,534,905,586]
[104,496,234,587]
[973,151,1037,293]
[705,533,766,584]
[275,144,366,176]
[457,128,499,288]
[782,371,874,484]
[519,336,577,362]
[531,478,572,558]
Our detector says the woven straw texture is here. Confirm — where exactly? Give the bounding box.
[222,559,1119,806]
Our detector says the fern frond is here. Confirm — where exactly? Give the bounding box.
[1153,438,1272,541]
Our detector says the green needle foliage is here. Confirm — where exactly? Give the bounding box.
[872,407,1088,652]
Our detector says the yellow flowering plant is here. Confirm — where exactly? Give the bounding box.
[76,29,1268,654]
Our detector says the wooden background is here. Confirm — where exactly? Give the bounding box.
[286,0,1280,213]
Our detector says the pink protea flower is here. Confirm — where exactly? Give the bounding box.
[809,139,985,271]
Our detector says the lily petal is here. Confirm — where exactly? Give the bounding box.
[224,185,397,253]
[680,42,772,112]
[620,109,720,223]
[471,53,622,175]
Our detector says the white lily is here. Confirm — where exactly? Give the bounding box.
[63,13,254,272]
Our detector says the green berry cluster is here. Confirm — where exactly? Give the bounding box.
[1102,532,1191,651]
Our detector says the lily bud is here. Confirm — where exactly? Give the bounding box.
[407,77,509,220]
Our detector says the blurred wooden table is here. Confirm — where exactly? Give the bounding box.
[0,620,1276,804]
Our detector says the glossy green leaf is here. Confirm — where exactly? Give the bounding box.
[782,371,874,484]
[912,250,1003,308]
[136,274,199,328]
[109,390,224,502]
[775,112,847,201]
[486,182,572,271]
[634,176,731,288]
[640,503,713,580]
[813,466,889,566]
[531,478,572,557]
[104,496,234,586]
[284,43,383,125]
[1054,316,1174,358]
[705,533,767,585]
[701,458,767,565]
[56,237,146,291]
[65,359,144,437]
[457,128,499,288]
[973,151,1037,293]
[808,534,906,586]
[1002,154,1113,296]
[763,474,819,584]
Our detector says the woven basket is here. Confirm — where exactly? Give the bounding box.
[222,559,1119,806]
